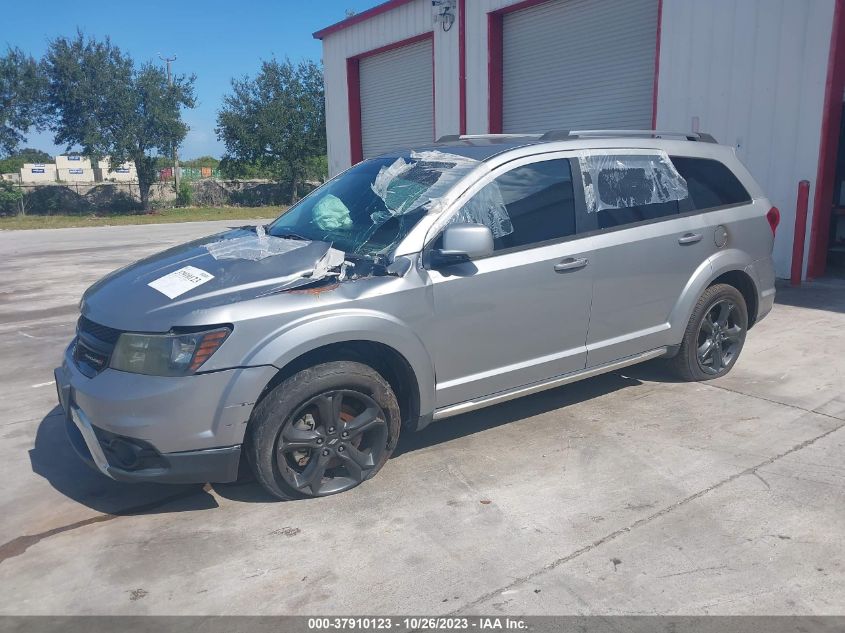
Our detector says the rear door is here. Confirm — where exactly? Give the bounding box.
[575,150,716,367]
[427,155,593,408]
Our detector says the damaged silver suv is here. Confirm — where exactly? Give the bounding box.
[55,130,778,500]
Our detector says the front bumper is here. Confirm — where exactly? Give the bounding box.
[55,342,277,484]
[60,399,241,483]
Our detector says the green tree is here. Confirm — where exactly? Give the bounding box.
[42,32,196,210]
[0,148,53,175]
[216,58,326,202]
[0,47,46,156]
[0,179,23,214]
[183,155,220,169]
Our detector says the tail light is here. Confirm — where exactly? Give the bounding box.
[766,206,780,235]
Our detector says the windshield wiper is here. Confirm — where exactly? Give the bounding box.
[272,230,311,241]
[343,252,411,278]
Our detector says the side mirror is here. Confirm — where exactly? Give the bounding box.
[429,223,494,267]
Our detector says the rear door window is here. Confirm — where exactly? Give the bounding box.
[577,151,689,230]
[669,156,752,211]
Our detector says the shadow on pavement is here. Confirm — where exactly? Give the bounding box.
[29,406,217,515]
[393,370,642,456]
[774,278,845,314]
[214,371,644,503]
[32,363,649,508]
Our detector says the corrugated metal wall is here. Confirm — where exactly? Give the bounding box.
[656,0,836,278]
[321,0,458,176]
[501,0,657,132]
[359,38,434,158]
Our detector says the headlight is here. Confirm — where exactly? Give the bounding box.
[109,327,231,376]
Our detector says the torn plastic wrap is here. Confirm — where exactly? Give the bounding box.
[445,180,513,238]
[370,150,481,223]
[205,225,309,261]
[578,151,688,213]
[255,246,350,297]
[310,247,346,281]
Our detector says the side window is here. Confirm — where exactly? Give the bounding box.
[578,152,689,230]
[669,156,752,211]
[451,159,576,251]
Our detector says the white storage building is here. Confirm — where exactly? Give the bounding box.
[315,0,845,280]
[20,163,57,183]
[56,155,95,183]
[95,158,138,182]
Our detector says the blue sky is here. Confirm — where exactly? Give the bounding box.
[2,0,379,159]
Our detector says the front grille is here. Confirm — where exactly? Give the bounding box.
[73,338,110,376]
[78,316,123,345]
[75,316,124,376]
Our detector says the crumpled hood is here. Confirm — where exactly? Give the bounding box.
[81,228,336,332]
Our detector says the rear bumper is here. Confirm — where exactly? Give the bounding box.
[746,256,776,325]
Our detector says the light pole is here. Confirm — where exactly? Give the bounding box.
[158,53,180,191]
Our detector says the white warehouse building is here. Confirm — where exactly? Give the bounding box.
[315,0,845,280]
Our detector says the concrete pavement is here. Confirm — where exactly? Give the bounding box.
[0,221,842,615]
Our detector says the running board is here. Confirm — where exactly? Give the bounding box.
[432,347,668,420]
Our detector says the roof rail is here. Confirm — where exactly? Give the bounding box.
[539,129,718,143]
[436,133,541,143]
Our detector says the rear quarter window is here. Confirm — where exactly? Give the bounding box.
[669,156,751,211]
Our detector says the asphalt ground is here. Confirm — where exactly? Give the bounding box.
[0,221,842,615]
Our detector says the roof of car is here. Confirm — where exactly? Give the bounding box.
[378,135,542,162]
[379,130,722,163]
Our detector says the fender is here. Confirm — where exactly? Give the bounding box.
[668,247,757,342]
[242,308,437,419]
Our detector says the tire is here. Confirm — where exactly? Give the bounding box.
[668,283,748,382]
[246,361,401,500]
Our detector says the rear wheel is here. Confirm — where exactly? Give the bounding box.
[668,283,748,381]
[247,361,401,500]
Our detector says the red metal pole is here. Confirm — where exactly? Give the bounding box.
[791,180,811,286]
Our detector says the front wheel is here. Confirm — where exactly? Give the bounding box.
[668,283,748,381]
[246,361,401,500]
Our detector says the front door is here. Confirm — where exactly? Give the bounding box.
[427,156,593,409]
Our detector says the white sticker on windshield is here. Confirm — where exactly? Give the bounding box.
[148,266,214,299]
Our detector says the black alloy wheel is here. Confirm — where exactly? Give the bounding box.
[667,283,748,382]
[696,298,744,375]
[275,390,389,496]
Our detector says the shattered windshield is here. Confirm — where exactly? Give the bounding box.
[267,151,478,257]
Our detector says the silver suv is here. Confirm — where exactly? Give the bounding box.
[55,130,778,500]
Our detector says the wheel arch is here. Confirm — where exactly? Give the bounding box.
[709,269,759,328]
[253,340,427,435]
[670,250,761,343]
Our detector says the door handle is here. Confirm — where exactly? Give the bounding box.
[554,257,588,272]
[678,232,703,245]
